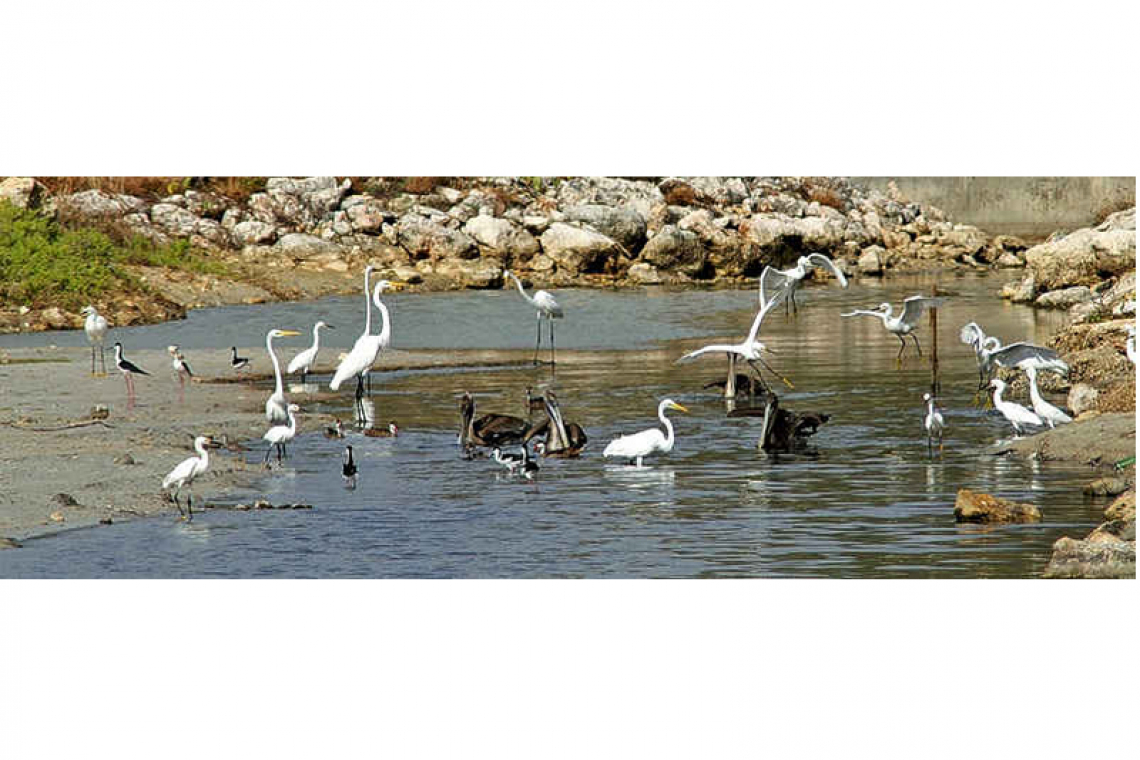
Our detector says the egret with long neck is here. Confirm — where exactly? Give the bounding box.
[505,270,563,366]
[990,378,1043,437]
[1024,366,1072,429]
[288,321,334,380]
[330,272,403,421]
[602,398,688,468]
[265,328,301,424]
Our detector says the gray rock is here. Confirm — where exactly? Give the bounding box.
[639,225,707,276]
[276,233,341,257]
[344,199,388,234]
[1025,207,1136,290]
[554,177,664,219]
[57,189,145,218]
[858,246,884,275]
[463,215,540,257]
[539,222,620,274]
[1035,286,1094,309]
[149,203,200,237]
[1067,383,1099,416]
[232,220,277,246]
[1043,520,1136,579]
[0,177,45,209]
[627,262,664,284]
[397,213,477,260]
[563,204,647,252]
[433,258,503,289]
[1083,477,1130,497]
[1001,274,1036,303]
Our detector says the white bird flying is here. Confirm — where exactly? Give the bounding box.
[842,295,945,365]
[504,269,564,366]
[288,320,334,380]
[760,253,848,315]
[602,398,689,468]
[263,403,300,465]
[330,270,403,420]
[922,392,944,458]
[162,435,219,520]
[990,378,1043,437]
[1024,366,1072,429]
[265,328,301,424]
[81,305,110,376]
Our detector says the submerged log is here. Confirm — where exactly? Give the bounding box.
[728,390,830,452]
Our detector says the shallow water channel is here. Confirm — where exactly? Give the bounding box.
[2,273,1100,578]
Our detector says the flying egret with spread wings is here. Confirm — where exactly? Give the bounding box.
[960,323,1068,389]
[842,295,944,365]
[760,253,848,315]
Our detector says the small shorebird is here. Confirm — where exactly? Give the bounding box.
[113,342,149,406]
[230,346,250,371]
[922,392,944,458]
[342,444,358,488]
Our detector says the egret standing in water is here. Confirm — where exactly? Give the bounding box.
[162,435,219,520]
[990,378,1043,437]
[81,305,109,376]
[288,320,334,381]
[841,295,945,365]
[113,342,149,406]
[1023,366,1072,428]
[265,328,301,424]
[603,398,689,468]
[504,270,563,366]
[330,272,403,421]
[760,253,848,315]
[922,392,944,458]
[263,403,301,465]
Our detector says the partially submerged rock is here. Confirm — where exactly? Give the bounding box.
[1043,520,1136,579]
[1083,477,1131,497]
[954,489,1041,524]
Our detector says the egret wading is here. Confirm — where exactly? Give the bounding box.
[342,445,358,488]
[602,398,688,468]
[288,321,334,380]
[230,347,250,371]
[263,403,300,464]
[265,329,301,424]
[162,435,219,520]
[330,274,403,421]
[990,378,1042,437]
[841,295,945,366]
[1024,366,1072,429]
[81,305,109,376]
[113,342,149,404]
[504,270,563,366]
[760,253,849,315]
[922,392,945,458]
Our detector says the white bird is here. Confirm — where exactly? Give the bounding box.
[1024,366,1072,428]
[264,328,301,425]
[490,446,540,479]
[677,266,792,395]
[842,295,945,364]
[162,435,219,520]
[760,253,848,314]
[1126,325,1136,365]
[922,392,944,457]
[330,270,403,420]
[80,305,110,376]
[603,398,689,467]
[287,320,334,380]
[960,323,1068,389]
[990,378,1043,437]
[504,269,564,366]
[263,403,300,464]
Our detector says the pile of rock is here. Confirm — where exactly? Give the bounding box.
[1044,490,1135,579]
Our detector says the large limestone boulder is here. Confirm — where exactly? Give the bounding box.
[0,177,45,209]
[1043,519,1136,578]
[1024,207,1136,290]
[1035,285,1094,309]
[248,177,351,229]
[553,177,664,219]
[56,189,145,218]
[463,215,540,257]
[658,177,749,207]
[562,204,646,252]
[342,196,392,235]
[433,258,503,289]
[954,489,1042,524]
[539,222,620,274]
[858,246,884,275]
[232,220,277,246]
[639,225,707,276]
[397,213,477,260]
[276,233,341,257]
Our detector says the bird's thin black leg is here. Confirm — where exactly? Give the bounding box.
[264,445,273,465]
[187,493,193,522]
[534,313,542,366]
[896,336,907,365]
[549,319,556,366]
[912,333,923,357]
[91,347,96,375]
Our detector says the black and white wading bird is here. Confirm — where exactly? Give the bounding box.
[288,320,334,380]
[458,392,529,452]
[162,435,220,520]
[342,445,358,488]
[265,328,301,424]
[113,342,149,404]
[263,403,300,465]
[504,270,563,366]
[1024,366,1072,428]
[922,392,945,458]
[602,398,688,468]
[230,346,250,371]
[330,266,404,421]
[990,378,1042,437]
[324,419,346,439]
[841,295,945,365]
[81,305,109,376]
[760,253,849,315]
[490,446,539,479]
[168,345,193,397]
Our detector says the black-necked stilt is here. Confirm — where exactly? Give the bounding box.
[230,346,250,371]
[342,445,358,488]
[113,342,149,405]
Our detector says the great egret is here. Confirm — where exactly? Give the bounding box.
[760,253,848,314]
[330,275,404,420]
[524,389,588,457]
[842,295,945,364]
[265,328,301,424]
[288,321,334,380]
[342,445,358,489]
[1024,366,1072,428]
[922,392,945,457]
[602,398,688,467]
[230,347,250,371]
[263,403,300,464]
[504,269,564,366]
[677,267,792,396]
[990,378,1042,436]
[81,305,109,376]
[459,392,530,450]
[113,342,149,404]
[162,435,219,520]
[960,323,1068,388]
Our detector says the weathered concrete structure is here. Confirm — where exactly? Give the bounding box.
[853,177,1135,239]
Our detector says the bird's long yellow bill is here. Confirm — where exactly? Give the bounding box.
[388,281,408,291]
[279,330,302,337]
[670,402,690,413]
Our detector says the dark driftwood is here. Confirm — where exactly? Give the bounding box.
[1,419,115,432]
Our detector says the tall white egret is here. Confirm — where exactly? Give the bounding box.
[842,295,945,364]
[922,392,944,458]
[230,346,250,371]
[990,378,1043,436]
[81,305,109,376]
[162,435,219,520]
[113,342,149,405]
[1024,366,1072,428]
[760,253,848,314]
[602,398,689,468]
[288,320,334,380]
[504,270,564,365]
[330,277,403,419]
[263,403,300,464]
[265,328,301,424]
[342,445,358,489]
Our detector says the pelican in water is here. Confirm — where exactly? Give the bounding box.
[459,392,530,451]
[759,253,848,314]
[524,389,588,457]
[504,269,564,365]
[265,328,301,424]
[842,295,945,365]
[602,398,688,468]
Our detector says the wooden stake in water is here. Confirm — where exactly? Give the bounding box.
[930,282,940,396]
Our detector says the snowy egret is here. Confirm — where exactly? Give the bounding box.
[288,321,334,380]
[842,295,945,364]
[162,435,219,520]
[760,253,848,314]
[922,392,944,458]
[81,305,109,376]
[459,392,529,450]
[960,323,1068,389]
[113,342,149,404]
[1024,366,1072,428]
[230,347,250,371]
[263,403,301,464]
[342,445,358,488]
[505,269,563,366]
[602,398,688,467]
[990,378,1043,436]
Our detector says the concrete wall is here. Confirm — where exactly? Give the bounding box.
[852,177,1135,239]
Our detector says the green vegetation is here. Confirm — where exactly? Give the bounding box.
[0,201,227,311]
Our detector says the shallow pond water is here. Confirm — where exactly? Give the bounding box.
[1,273,1100,578]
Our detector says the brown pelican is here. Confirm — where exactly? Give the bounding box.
[729,391,830,454]
[459,392,530,450]
[524,389,588,457]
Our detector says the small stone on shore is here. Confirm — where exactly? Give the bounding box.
[954,488,1042,524]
